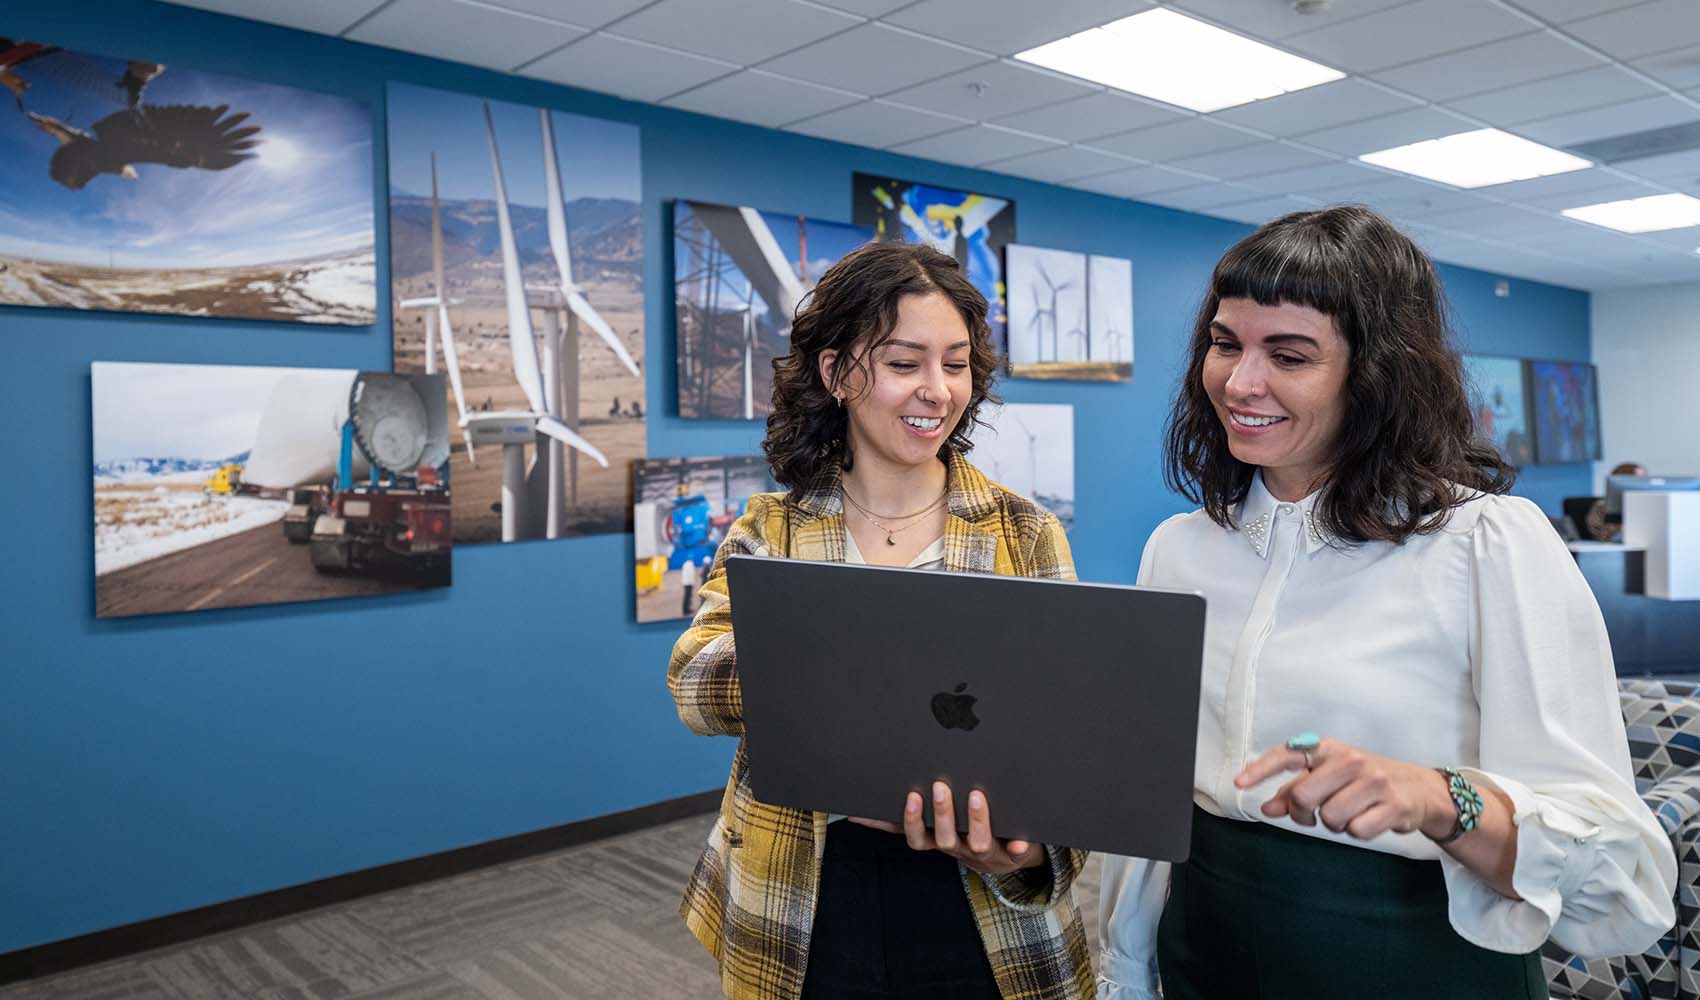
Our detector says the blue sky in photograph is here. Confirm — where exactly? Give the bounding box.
[387,82,639,206]
[0,41,373,269]
[675,202,872,320]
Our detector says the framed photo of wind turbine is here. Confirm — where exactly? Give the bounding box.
[851,173,1015,356]
[0,36,374,323]
[1005,244,1133,381]
[673,200,874,420]
[386,82,645,543]
[966,403,1074,532]
[92,362,451,619]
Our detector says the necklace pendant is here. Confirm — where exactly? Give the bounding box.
[885,533,896,546]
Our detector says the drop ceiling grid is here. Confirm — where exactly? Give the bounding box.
[151,0,1700,289]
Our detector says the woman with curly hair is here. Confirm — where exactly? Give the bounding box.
[668,240,1092,1000]
[1097,206,1675,999]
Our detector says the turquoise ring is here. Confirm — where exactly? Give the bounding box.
[1286,732,1321,769]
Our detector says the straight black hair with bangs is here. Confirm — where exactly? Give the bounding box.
[1163,205,1515,544]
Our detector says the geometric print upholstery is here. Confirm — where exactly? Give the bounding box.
[1544,679,1700,1000]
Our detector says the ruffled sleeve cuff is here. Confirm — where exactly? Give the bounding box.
[1438,769,1675,957]
[1096,947,1161,1000]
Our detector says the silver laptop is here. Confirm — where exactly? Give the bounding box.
[726,554,1206,861]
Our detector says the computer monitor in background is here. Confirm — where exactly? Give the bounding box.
[1606,474,1700,522]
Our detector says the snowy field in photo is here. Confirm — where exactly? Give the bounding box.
[94,477,287,575]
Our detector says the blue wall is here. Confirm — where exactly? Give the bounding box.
[0,0,1593,953]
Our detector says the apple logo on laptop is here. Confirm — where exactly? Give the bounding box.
[931,683,980,731]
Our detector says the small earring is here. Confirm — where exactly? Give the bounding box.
[835,395,844,408]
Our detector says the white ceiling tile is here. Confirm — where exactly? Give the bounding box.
[1305,176,1445,208]
[1281,0,1534,74]
[1293,106,1475,156]
[1634,224,1700,249]
[882,0,1156,57]
[883,60,1099,120]
[1165,142,1335,180]
[888,124,1063,165]
[1211,79,1420,137]
[1512,95,1700,147]
[982,143,1135,182]
[1211,194,1323,224]
[1141,183,1273,212]
[1420,202,1558,231]
[1239,161,1405,195]
[1442,65,1658,125]
[1629,45,1700,90]
[1092,117,1262,160]
[1374,189,1500,218]
[1167,0,1410,42]
[762,23,988,93]
[990,91,1186,142]
[1516,178,1666,209]
[1071,164,1211,198]
[662,69,863,127]
[1564,0,1700,60]
[1474,167,1637,202]
[158,0,387,34]
[1614,148,1700,186]
[1370,32,1606,102]
[348,0,586,70]
[521,33,734,100]
[786,99,969,147]
[1535,0,1659,22]
[811,0,911,14]
[475,0,651,27]
[609,0,860,64]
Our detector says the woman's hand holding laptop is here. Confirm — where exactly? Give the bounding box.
[848,780,1046,875]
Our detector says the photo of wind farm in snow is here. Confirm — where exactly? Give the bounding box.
[92,362,451,619]
[674,200,872,420]
[0,37,375,323]
[967,402,1074,531]
[387,82,644,543]
[1006,245,1133,381]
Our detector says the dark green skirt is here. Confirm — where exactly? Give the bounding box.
[1157,807,1544,1000]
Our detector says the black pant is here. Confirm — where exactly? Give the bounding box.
[801,821,1001,1000]
[1158,807,1545,1000]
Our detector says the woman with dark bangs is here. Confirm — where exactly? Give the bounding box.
[1097,206,1674,999]
[668,240,1092,1000]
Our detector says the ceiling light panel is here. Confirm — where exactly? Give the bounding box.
[1014,8,1343,113]
[1359,129,1591,188]
[1561,193,1700,233]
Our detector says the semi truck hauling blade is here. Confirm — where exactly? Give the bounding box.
[281,372,451,583]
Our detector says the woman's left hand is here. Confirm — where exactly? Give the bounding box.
[850,781,1047,875]
[1236,737,1456,841]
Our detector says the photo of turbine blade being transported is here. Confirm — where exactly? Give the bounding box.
[91,362,452,619]
[387,83,644,543]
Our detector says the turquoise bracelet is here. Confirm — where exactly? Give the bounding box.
[1433,767,1484,844]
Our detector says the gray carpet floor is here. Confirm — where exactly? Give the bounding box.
[4,814,1105,1000]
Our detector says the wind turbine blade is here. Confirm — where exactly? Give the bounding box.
[565,289,639,377]
[535,415,609,468]
[539,109,574,289]
[437,303,475,466]
[483,102,548,415]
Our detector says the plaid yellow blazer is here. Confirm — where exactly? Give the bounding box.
[668,450,1093,1000]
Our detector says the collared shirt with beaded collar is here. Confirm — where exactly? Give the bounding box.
[1235,474,1330,559]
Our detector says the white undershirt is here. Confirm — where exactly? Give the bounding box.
[1097,473,1676,998]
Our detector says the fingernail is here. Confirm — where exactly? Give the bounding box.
[906,795,920,814]
[969,791,984,810]
[933,781,946,803]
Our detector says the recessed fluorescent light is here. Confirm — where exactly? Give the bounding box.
[1358,129,1590,188]
[1562,193,1700,233]
[1014,8,1344,114]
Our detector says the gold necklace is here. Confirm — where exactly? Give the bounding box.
[842,485,947,546]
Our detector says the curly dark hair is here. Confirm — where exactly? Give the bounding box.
[1164,205,1515,544]
[764,241,1000,492]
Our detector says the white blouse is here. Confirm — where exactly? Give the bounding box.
[1097,474,1677,1000]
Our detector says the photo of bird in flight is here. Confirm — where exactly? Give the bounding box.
[26,103,261,189]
